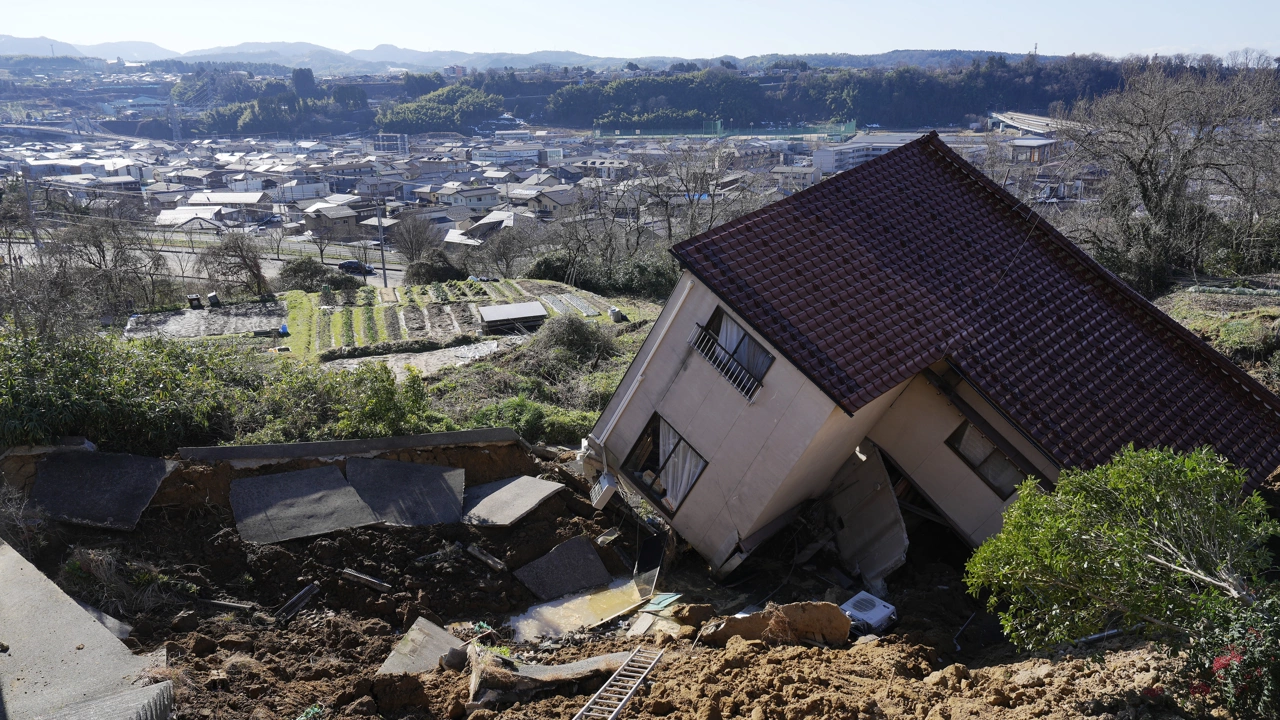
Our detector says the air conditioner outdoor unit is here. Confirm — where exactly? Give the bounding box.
[590,471,617,510]
[840,591,897,634]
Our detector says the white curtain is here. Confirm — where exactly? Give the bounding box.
[717,316,745,366]
[661,436,706,511]
[735,335,772,381]
[658,418,679,490]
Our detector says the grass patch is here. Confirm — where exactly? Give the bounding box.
[340,308,355,347]
[316,308,333,351]
[282,291,315,360]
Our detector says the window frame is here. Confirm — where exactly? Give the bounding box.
[621,412,709,515]
[689,307,775,399]
[944,420,1025,500]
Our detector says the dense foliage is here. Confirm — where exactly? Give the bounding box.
[376,85,505,134]
[403,250,468,285]
[966,446,1280,717]
[526,248,680,300]
[545,55,1126,129]
[275,258,361,293]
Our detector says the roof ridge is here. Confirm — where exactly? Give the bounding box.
[918,134,1280,421]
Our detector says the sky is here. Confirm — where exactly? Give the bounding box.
[8,0,1278,58]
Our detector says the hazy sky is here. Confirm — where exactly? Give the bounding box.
[9,0,1278,58]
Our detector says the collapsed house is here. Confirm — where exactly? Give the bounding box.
[584,132,1280,585]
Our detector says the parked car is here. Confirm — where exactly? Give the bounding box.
[338,260,376,276]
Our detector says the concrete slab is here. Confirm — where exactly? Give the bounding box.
[508,578,645,643]
[0,542,160,720]
[28,452,174,530]
[377,618,463,675]
[514,536,612,601]
[229,466,379,544]
[40,681,173,720]
[345,458,464,527]
[461,475,562,527]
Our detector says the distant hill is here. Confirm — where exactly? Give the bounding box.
[0,35,82,57]
[0,34,1067,74]
[74,41,177,62]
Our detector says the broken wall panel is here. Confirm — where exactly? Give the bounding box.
[826,445,908,589]
[461,475,563,527]
[378,617,463,675]
[513,535,613,601]
[229,466,379,544]
[345,458,465,527]
[28,451,175,530]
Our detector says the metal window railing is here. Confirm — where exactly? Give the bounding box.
[688,323,765,400]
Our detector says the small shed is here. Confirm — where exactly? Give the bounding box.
[479,301,549,334]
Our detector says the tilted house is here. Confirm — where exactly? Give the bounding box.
[584,132,1280,586]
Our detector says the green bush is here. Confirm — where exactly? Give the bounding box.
[525,249,679,300]
[405,250,467,285]
[317,335,475,362]
[470,396,596,445]
[276,258,360,293]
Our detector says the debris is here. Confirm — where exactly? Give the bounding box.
[509,577,647,642]
[276,582,320,624]
[589,471,617,509]
[229,466,379,544]
[700,602,852,647]
[570,647,662,720]
[466,544,508,573]
[74,600,133,641]
[468,645,631,706]
[0,541,168,719]
[596,527,621,545]
[198,598,255,612]
[344,457,465,527]
[378,617,464,675]
[671,603,715,628]
[840,591,898,634]
[461,475,563,527]
[641,593,682,612]
[170,610,199,632]
[513,535,612,601]
[416,542,463,564]
[341,568,392,593]
[28,452,174,531]
[294,705,327,720]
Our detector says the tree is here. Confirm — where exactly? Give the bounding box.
[471,223,540,278]
[276,257,358,292]
[1060,64,1280,294]
[332,85,367,110]
[404,249,466,285]
[391,213,445,264]
[291,67,317,98]
[200,233,268,295]
[403,71,445,98]
[307,231,334,264]
[967,445,1277,649]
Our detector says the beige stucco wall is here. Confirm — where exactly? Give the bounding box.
[866,375,1015,545]
[591,272,897,567]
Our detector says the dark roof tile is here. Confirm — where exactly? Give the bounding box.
[671,132,1280,489]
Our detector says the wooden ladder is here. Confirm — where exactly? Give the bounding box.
[572,646,664,720]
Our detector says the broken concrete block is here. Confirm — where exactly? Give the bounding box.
[342,568,392,593]
[700,602,851,647]
[461,475,563,527]
[45,681,174,720]
[467,645,631,705]
[28,452,175,530]
[378,617,463,675]
[0,541,165,720]
[345,457,465,527]
[513,535,612,601]
[229,466,379,544]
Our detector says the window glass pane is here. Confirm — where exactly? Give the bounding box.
[657,440,707,511]
[977,452,1024,497]
[951,423,994,466]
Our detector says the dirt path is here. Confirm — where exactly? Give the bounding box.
[322,337,527,380]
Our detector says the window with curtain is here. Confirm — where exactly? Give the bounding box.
[689,308,775,398]
[622,413,708,514]
[945,421,1025,499]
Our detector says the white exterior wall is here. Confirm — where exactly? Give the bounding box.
[867,375,1014,545]
[593,272,901,568]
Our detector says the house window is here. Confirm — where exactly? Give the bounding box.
[688,308,774,399]
[946,421,1025,499]
[622,413,708,514]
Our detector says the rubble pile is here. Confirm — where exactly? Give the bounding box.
[0,436,1195,720]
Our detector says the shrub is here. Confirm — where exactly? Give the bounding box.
[317,335,475,362]
[276,258,360,293]
[405,249,467,285]
[525,249,679,300]
[1186,591,1280,719]
[516,314,618,382]
[470,396,596,445]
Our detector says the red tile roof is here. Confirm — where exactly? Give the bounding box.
[672,132,1280,489]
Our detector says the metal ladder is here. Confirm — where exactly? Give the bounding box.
[572,646,664,720]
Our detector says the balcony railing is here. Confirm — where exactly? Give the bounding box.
[688,323,765,400]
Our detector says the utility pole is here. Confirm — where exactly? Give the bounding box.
[376,198,388,288]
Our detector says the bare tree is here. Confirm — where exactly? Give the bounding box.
[264,227,288,260]
[200,232,268,295]
[392,213,445,264]
[307,230,334,265]
[1060,65,1280,294]
[473,222,541,278]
